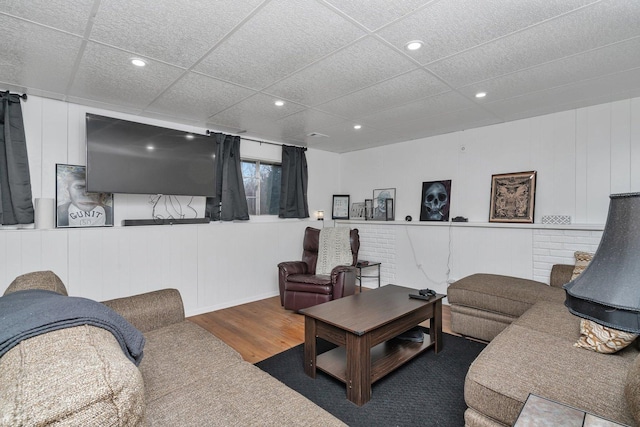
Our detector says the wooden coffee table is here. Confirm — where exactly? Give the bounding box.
[299,284,444,406]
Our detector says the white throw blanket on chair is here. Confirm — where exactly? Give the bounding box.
[316,227,353,275]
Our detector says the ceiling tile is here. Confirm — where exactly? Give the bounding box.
[376,0,598,65]
[146,72,256,121]
[208,93,306,130]
[0,15,83,93]
[0,0,95,35]
[90,0,264,67]
[384,107,502,140]
[485,68,640,120]
[69,42,186,109]
[195,0,365,90]
[322,0,434,31]
[264,36,418,106]
[315,69,450,118]
[457,37,640,102]
[304,126,402,153]
[428,0,640,87]
[275,109,347,139]
[358,91,477,127]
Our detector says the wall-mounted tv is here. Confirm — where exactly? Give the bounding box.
[86,113,217,197]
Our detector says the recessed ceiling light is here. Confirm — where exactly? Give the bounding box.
[475,92,487,98]
[274,100,285,107]
[354,124,362,130]
[131,58,146,67]
[185,134,195,140]
[405,40,424,51]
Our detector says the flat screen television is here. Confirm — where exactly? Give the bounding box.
[86,113,216,197]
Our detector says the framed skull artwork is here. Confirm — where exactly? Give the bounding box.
[420,180,451,221]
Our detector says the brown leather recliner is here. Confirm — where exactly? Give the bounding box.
[278,227,360,311]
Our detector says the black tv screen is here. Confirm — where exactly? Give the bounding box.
[86,113,216,197]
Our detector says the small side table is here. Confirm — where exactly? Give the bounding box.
[355,261,381,292]
[514,394,628,426]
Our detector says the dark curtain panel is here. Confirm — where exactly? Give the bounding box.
[0,92,34,225]
[279,145,309,219]
[206,133,249,221]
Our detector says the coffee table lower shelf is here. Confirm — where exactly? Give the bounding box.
[317,333,433,384]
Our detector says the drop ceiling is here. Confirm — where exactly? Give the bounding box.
[2,0,640,153]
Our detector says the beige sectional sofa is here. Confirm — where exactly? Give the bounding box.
[0,271,345,427]
[448,266,640,426]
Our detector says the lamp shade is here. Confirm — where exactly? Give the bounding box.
[564,192,640,333]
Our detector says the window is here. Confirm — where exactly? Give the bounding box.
[242,160,281,215]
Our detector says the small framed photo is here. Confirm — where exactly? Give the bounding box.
[350,202,365,219]
[385,198,394,221]
[489,171,536,223]
[420,180,451,221]
[56,164,114,228]
[373,188,395,221]
[332,194,350,219]
[364,199,373,220]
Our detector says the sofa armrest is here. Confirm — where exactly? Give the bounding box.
[331,265,357,299]
[102,289,185,333]
[550,264,574,288]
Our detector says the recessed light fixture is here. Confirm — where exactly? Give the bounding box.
[475,92,487,98]
[405,40,424,51]
[185,134,195,140]
[354,124,362,130]
[274,100,285,107]
[146,144,155,151]
[131,58,147,67]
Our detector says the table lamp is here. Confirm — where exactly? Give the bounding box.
[564,192,640,333]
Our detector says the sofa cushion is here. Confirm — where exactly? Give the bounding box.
[4,270,67,296]
[465,307,637,426]
[575,319,638,354]
[571,251,594,280]
[625,354,640,425]
[0,325,145,426]
[140,320,243,403]
[145,362,346,427]
[448,274,565,318]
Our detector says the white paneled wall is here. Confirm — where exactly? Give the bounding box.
[340,97,640,295]
[2,94,639,313]
[0,96,339,316]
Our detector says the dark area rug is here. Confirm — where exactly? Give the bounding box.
[255,331,486,426]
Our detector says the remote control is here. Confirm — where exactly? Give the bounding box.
[409,293,432,300]
[419,288,437,297]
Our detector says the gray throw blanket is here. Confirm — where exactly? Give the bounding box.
[0,289,145,366]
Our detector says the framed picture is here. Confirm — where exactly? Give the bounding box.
[373,188,395,221]
[332,194,350,219]
[364,199,374,220]
[385,198,394,221]
[489,171,537,223]
[350,202,365,219]
[56,164,114,228]
[420,180,451,221]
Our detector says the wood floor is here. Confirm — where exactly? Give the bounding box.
[188,289,455,364]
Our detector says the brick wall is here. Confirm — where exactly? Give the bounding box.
[532,229,603,283]
[353,223,396,287]
[350,223,603,289]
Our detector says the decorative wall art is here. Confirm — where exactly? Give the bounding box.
[372,188,395,221]
[56,164,114,228]
[364,199,374,220]
[332,194,350,220]
[350,202,365,219]
[420,180,451,221]
[489,171,537,223]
